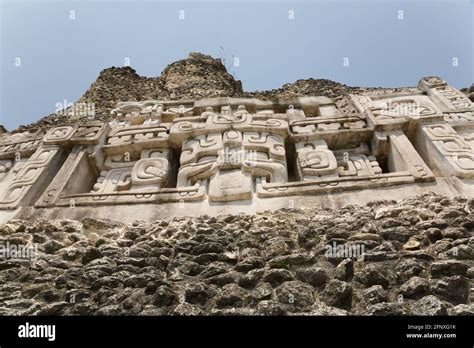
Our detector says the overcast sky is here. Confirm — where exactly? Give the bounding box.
[1,0,473,130]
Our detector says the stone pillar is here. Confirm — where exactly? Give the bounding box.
[387,131,434,182]
[36,146,98,207]
[0,145,66,209]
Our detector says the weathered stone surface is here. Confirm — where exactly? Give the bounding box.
[256,300,286,316]
[0,55,472,317]
[430,276,470,305]
[321,279,352,309]
[449,304,474,316]
[152,286,176,307]
[410,295,448,316]
[0,193,470,316]
[399,276,430,299]
[395,259,424,283]
[185,283,213,306]
[367,303,405,316]
[355,264,390,288]
[262,269,294,287]
[248,282,273,304]
[0,65,471,224]
[333,258,354,281]
[295,267,328,287]
[275,281,315,309]
[360,285,388,305]
[215,284,247,308]
[430,260,469,278]
[81,246,103,265]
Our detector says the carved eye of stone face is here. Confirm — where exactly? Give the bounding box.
[144,164,166,178]
[226,130,238,139]
[306,152,323,165]
[130,158,170,190]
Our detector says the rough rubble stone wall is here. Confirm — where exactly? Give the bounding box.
[0,193,472,316]
[461,85,474,102]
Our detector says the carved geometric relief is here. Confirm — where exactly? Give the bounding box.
[459,130,474,149]
[104,153,136,169]
[208,169,252,202]
[241,132,288,184]
[0,128,44,160]
[295,139,386,184]
[0,160,13,181]
[92,147,172,195]
[111,100,194,123]
[418,76,448,89]
[105,124,169,156]
[180,133,222,165]
[168,103,292,203]
[43,126,76,144]
[336,154,382,177]
[374,100,437,118]
[71,122,109,145]
[421,123,474,178]
[176,128,289,201]
[430,86,474,111]
[111,101,162,118]
[335,96,359,116]
[1,83,473,217]
[223,130,243,148]
[242,132,285,161]
[92,168,132,194]
[177,161,216,188]
[131,158,169,189]
[255,172,415,198]
[296,140,338,180]
[243,118,289,137]
[0,146,62,208]
[212,105,249,124]
[365,96,443,130]
[291,117,368,137]
[131,148,171,192]
[444,112,474,123]
[349,95,374,113]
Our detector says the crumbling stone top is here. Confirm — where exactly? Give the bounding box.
[14,52,470,133]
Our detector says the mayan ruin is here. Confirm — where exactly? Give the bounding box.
[1,0,473,344]
[0,74,473,224]
[0,72,474,222]
[0,52,472,320]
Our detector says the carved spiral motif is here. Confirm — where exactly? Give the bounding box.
[132,158,169,187]
[44,126,75,142]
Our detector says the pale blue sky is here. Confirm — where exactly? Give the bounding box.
[1,0,473,130]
